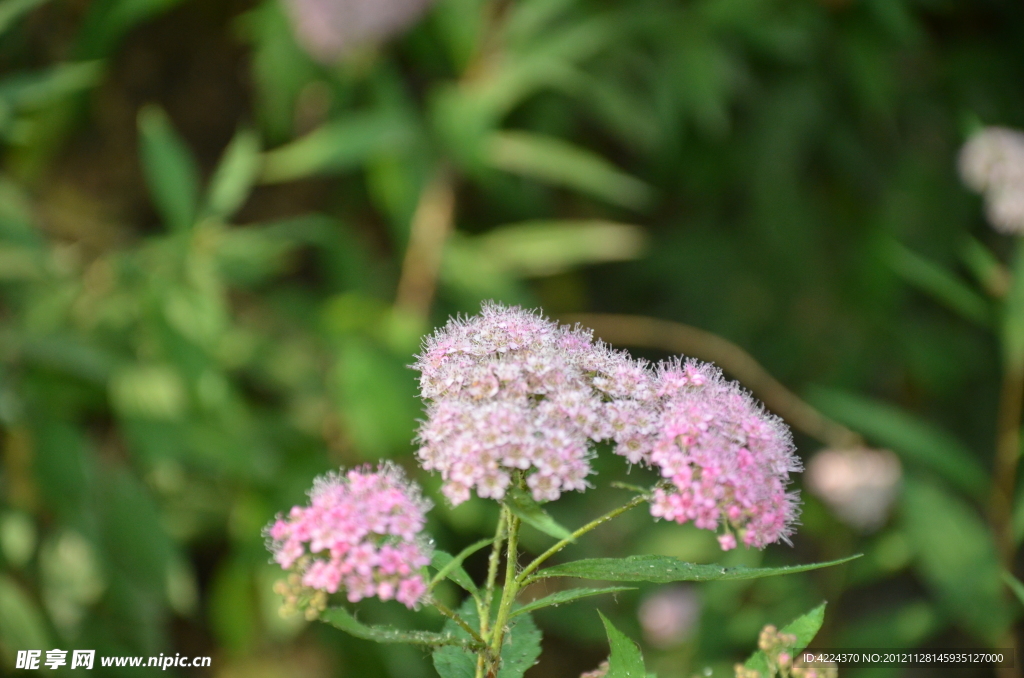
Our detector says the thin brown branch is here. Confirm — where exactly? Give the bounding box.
[394,167,456,321]
[563,313,862,449]
[992,365,1024,567]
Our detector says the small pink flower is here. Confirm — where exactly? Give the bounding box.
[413,303,655,504]
[264,463,432,609]
[645,359,801,550]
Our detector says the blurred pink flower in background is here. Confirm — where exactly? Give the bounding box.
[638,585,700,648]
[805,447,902,532]
[959,127,1024,234]
[282,0,437,62]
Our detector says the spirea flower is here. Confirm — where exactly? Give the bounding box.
[283,0,436,62]
[264,463,432,609]
[647,359,801,549]
[413,302,655,505]
[959,127,1024,234]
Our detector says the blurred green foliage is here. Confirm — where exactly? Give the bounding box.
[0,0,1023,677]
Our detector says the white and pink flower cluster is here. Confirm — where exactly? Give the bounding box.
[647,360,801,550]
[413,303,656,505]
[265,463,432,608]
[413,303,801,551]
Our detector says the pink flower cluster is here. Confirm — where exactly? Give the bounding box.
[265,463,432,608]
[414,303,800,550]
[646,360,801,549]
[413,303,655,505]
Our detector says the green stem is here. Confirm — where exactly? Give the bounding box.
[517,494,647,587]
[431,598,485,646]
[479,507,508,640]
[993,364,1024,566]
[486,509,521,676]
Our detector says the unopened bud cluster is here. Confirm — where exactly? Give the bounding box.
[273,571,328,620]
[735,625,837,678]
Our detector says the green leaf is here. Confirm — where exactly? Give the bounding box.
[234,0,317,142]
[430,538,491,596]
[470,220,648,277]
[0,0,49,39]
[138,104,200,232]
[506,486,575,542]
[902,476,1010,641]
[807,387,988,499]
[0,61,102,113]
[75,0,188,59]
[0,244,43,279]
[836,600,941,649]
[962,237,1009,298]
[485,130,652,210]
[884,240,991,327]
[512,586,635,619]
[532,554,860,583]
[744,603,826,674]
[205,128,262,220]
[1003,238,1024,370]
[0,574,50,651]
[322,606,474,648]
[599,611,648,678]
[433,598,541,678]
[1003,571,1024,608]
[261,113,412,183]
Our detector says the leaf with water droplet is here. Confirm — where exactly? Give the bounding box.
[322,606,474,648]
[510,586,635,619]
[599,611,648,678]
[532,554,860,583]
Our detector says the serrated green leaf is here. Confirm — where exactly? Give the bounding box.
[744,603,826,674]
[885,240,991,326]
[533,554,860,583]
[599,611,648,678]
[433,598,541,678]
[261,113,412,183]
[506,486,574,542]
[322,606,474,648]
[485,130,652,210]
[138,104,200,232]
[512,586,635,619]
[807,387,987,499]
[205,128,261,220]
[430,538,490,596]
